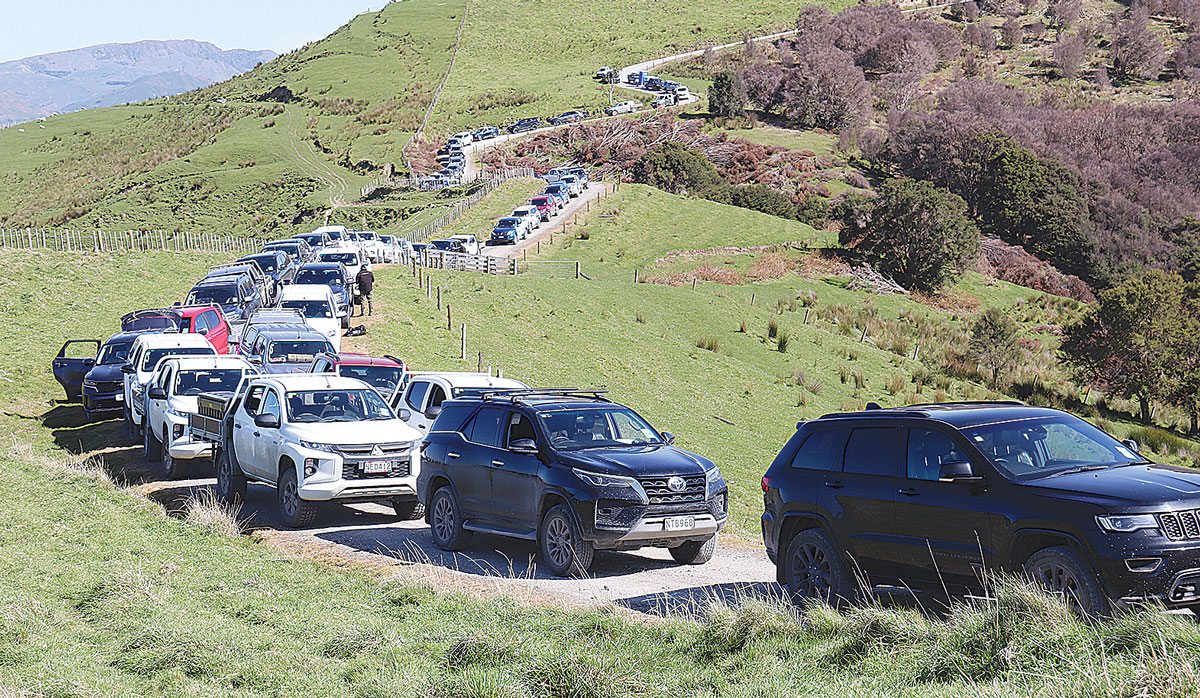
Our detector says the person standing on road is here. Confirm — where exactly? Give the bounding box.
[355,264,375,316]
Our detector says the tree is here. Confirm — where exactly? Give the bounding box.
[709,71,747,118]
[775,43,871,130]
[839,178,981,293]
[1002,16,1025,47]
[1061,270,1187,423]
[1047,0,1081,35]
[1053,33,1087,79]
[630,143,727,197]
[1111,7,1166,81]
[965,2,981,22]
[969,308,1022,387]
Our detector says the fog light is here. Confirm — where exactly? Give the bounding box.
[172,424,185,439]
[304,458,318,477]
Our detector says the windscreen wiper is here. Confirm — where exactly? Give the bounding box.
[1044,464,1112,478]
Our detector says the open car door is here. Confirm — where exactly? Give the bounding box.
[52,339,100,400]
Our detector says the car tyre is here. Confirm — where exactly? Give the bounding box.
[277,467,317,528]
[215,450,247,505]
[1024,546,1111,617]
[390,498,425,520]
[539,505,594,577]
[784,528,855,608]
[143,422,162,463]
[429,486,472,550]
[670,534,718,565]
[160,426,181,479]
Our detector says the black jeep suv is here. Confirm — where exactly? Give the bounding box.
[762,401,1200,615]
[417,390,728,576]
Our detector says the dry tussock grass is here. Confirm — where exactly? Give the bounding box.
[183,489,242,537]
[748,253,790,281]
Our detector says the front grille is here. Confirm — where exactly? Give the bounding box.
[332,442,413,456]
[89,381,122,393]
[341,457,411,480]
[1159,510,1200,540]
[638,474,706,507]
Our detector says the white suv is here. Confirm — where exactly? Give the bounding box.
[123,333,216,438]
[276,284,342,352]
[604,100,642,116]
[392,372,528,434]
[142,355,255,477]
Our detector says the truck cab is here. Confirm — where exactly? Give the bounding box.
[203,374,425,527]
[276,284,343,352]
[240,323,334,375]
[448,234,482,255]
[142,355,256,477]
[391,371,529,434]
[122,333,217,437]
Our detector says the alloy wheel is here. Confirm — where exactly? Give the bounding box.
[281,480,299,517]
[432,495,454,543]
[790,542,833,600]
[1032,562,1082,608]
[545,516,573,568]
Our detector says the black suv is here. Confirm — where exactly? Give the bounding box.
[762,401,1200,616]
[418,389,728,576]
[507,117,541,134]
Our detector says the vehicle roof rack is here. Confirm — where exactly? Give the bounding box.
[479,388,611,403]
[818,400,1026,420]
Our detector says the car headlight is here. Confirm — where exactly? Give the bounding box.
[572,468,648,503]
[1096,514,1159,533]
[165,408,188,418]
[705,465,723,487]
[300,441,337,453]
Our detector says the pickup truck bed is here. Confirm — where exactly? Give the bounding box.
[190,391,234,442]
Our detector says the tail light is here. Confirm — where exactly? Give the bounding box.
[761,475,770,493]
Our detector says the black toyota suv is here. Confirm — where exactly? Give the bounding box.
[762,401,1200,616]
[417,389,728,576]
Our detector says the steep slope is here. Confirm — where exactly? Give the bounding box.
[0,40,276,125]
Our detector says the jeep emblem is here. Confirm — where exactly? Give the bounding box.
[667,476,686,493]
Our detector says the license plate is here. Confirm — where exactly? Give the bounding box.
[361,460,391,474]
[664,516,695,532]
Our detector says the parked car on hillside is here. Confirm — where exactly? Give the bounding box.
[81,332,141,418]
[262,239,313,265]
[543,183,570,208]
[490,217,528,245]
[448,234,482,255]
[651,94,675,109]
[595,66,615,80]
[122,333,217,438]
[318,246,368,282]
[473,126,500,141]
[560,174,584,197]
[550,110,585,126]
[311,225,348,245]
[309,352,408,400]
[511,205,541,231]
[564,165,590,185]
[604,100,642,116]
[759,401,1200,616]
[507,117,541,134]
[627,70,649,86]
[645,76,664,92]
[194,374,425,526]
[117,306,230,354]
[142,355,256,478]
[529,195,556,221]
[238,251,297,299]
[430,239,468,254]
[52,339,100,400]
[276,285,342,352]
[391,371,527,434]
[202,262,272,308]
[377,234,403,263]
[185,276,261,324]
[293,262,353,326]
[292,230,331,252]
[418,389,728,576]
[452,131,474,145]
[239,323,334,375]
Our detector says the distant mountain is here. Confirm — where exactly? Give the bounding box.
[0,39,276,125]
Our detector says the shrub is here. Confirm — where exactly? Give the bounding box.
[768,318,779,338]
[777,330,790,352]
[695,336,721,353]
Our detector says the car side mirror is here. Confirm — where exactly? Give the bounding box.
[254,413,280,429]
[661,431,676,445]
[1123,439,1141,454]
[147,386,167,401]
[397,408,412,421]
[939,460,982,483]
[120,363,134,374]
[510,438,538,454]
[424,405,442,420]
[198,327,209,336]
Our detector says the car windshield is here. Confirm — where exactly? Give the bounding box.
[189,288,238,306]
[531,198,550,206]
[175,368,245,396]
[97,340,134,365]
[961,416,1146,481]
[321,253,358,265]
[431,240,460,250]
[264,243,298,253]
[537,407,663,451]
[287,389,393,423]
[280,299,333,319]
[141,347,213,372]
[296,269,344,286]
[361,232,378,240]
[297,235,322,246]
[123,313,181,332]
[340,365,405,391]
[498,218,520,226]
[245,255,278,272]
[267,340,332,364]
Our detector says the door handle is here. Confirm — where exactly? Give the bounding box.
[823,480,844,489]
[898,488,919,496]
[447,451,461,459]
[491,460,504,467]
[234,424,242,429]
[253,431,261,437]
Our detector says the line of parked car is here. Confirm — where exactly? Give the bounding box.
[489,165,590,246]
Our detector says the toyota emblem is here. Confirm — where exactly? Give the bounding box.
[667,476,686,492]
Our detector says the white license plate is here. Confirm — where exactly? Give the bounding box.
[664,516,695,532]
[361,460,391,474]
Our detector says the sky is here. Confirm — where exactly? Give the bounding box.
[0,1,388,63]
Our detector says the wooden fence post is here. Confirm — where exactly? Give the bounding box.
[460,322,466,360]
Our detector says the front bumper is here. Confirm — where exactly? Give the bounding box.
[1089,530,1200,607]
[82,388,124,415]
[297,446,420,502]
[300,478,418,502]
[578,489,728,550]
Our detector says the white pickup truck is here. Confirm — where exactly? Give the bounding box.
[142,355,257,478]
[191,374,424,527]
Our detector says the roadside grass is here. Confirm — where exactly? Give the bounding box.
[709,122,838,155]
[433,177,546,240]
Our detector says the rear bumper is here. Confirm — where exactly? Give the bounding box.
[168,439,213,460]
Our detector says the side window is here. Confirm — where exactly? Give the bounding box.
[466,407,506,447]
[253,337,267,356]
[130,346,142,368]
[790,429,849,471]
[907,429,967,481]
[261,390,281,421]
[405,381,430,411]
[203,310,222,332]
[428,384,448,408]
[507,411,537,448]
[844,427,904,476]
[244,385,266,415]
[194,313,210,334]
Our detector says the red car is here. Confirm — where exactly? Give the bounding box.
[119,305,232,354]
[529,195,556,220]
[309,352,408,399]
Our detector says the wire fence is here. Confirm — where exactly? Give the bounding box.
[0,228,258,254]
[391,168,537,244]
[416,251,581,279]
